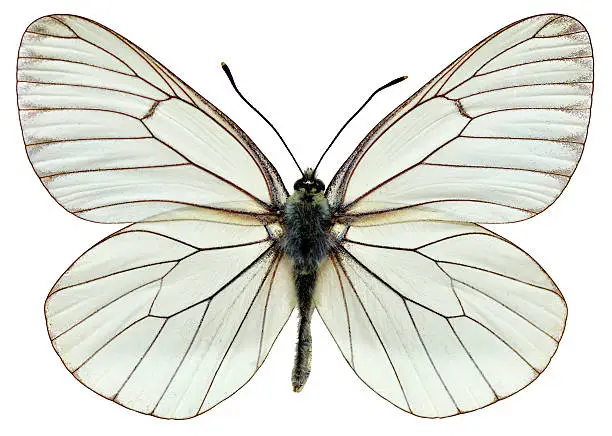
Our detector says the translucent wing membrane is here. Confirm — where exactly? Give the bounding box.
[46,217,295,418]
[18,15,287,223]
[316,221,565,417]
[327,14,592,224]
[24,13,583,419]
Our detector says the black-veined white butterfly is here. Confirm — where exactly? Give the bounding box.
[17,13,592,419]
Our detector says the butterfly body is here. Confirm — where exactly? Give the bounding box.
[282,169,332,391]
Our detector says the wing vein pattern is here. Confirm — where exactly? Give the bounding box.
[18,14,288,223]
[46,219,296,419]
[316,220,567,417]
[327,14,592,224]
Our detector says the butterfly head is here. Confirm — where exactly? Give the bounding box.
[293,168,325,193]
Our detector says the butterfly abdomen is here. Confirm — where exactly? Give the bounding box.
[282,187,332,391]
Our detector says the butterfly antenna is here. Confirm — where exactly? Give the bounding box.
[221,62,304,176]
[313,75,407,174]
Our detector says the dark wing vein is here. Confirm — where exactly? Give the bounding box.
[334,254,411,412]
[199,251,280,412]
[330,256,355,367]
[113,318,169,400]
[446,320,499,399]
[403,300,460,413]
[152,301,212,413]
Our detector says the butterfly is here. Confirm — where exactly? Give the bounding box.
[17,13,592,419]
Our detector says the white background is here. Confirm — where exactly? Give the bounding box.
[1,0,610,434]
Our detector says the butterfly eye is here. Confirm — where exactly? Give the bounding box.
[314,179,325,193]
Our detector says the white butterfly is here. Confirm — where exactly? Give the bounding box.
[18,14,592,419]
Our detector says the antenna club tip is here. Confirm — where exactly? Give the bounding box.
[403,75,408,79]
[221,61,227,67]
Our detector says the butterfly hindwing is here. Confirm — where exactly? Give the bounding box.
[46,217,295,418]
[316,220,565,417]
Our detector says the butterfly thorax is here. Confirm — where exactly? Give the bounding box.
[282,189,332,274]
[281,169,331,392]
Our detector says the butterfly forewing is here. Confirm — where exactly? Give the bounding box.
[18,14,287,224]
[326,14,592,224]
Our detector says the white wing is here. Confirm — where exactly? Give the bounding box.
[326,14,592,224]
[18,15,287,223]
[46,217,295,418]
[316,220,565,417]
